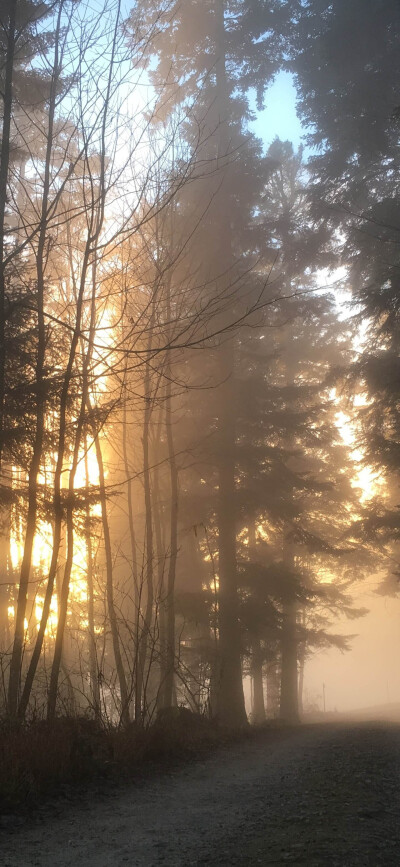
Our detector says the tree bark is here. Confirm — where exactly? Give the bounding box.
[266,661,280,718]
[122,394,139,609]
[158,265,179,710]
[159,373,178,709]
[279,333,300,724]
[213,0,247,727]
[92,410,130,728]
[153,444,167,712]
[84,442,100,717]
[215,341,247,725]
[279,595,299,723]
[135,324,155,724]
[279,528,299,723]
[0,471,12,652]
[251,637,266,724]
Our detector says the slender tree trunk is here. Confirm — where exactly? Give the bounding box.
[0,469,12,651]
[121,395,140,717]
[91,409,130,728]
[279,532,299,723]
[47,388,88,720]
[247,522,265,723]
[84,443,100,717]
[213,0,246,727]
[156,384,178,709]
[297,608,306,716]
[153,452,167,712]
[279,331,299,724]
[251,637,266,724]
[279,597,299,722]
[136,380,154,724]
[134,292,158,724]
[215,345,247,724]
[298,653,305,716]
[266,661,279,718]
[160,269,179,709]
[122,395,139,607]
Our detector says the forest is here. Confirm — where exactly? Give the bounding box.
[0,0,399,746]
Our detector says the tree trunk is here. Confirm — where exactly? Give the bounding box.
[122,394,139,613]
[251,638,266,724]
[92,414,130,728]
[157,388,178,709]
[84,443,100,718]
[215,338,246,725]
[298,653,305,716]
[135,351,155,724]
[153,449,167,713]
[160,271,179,709]
[279,526,299,724]
[279,324,300,724]
[0,469,12,652]
[213,0,247,728]
[279,595,299,723]
[266,661,280,718]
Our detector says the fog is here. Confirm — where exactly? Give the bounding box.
[3,2,400,864]
[306,593,400,716]
[1,0,400,782]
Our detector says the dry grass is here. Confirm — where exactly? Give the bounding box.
[0,709,241,812]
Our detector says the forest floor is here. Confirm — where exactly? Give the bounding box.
[1,721,399,866]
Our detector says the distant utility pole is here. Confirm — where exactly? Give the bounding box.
[323,682,326,713]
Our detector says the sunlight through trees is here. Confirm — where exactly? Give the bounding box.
[0,0,397,731]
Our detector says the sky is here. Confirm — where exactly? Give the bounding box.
[306,592,400,714]
[251,71,400,716]
[250,71,303,151]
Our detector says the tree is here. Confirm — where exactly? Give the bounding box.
[290,0,400,583]
[127,0,291,726]
[4,0,194,721]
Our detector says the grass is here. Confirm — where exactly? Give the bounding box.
[0,709,246,813]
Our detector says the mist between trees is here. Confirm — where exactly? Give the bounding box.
[0,0,397,731]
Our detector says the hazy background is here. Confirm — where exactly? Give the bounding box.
[252,73,400,716]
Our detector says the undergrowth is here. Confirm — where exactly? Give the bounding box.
[0,709,245,813]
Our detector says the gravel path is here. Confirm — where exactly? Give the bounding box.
[1,723,399,866]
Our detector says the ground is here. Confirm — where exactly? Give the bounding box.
[1,722,400,866]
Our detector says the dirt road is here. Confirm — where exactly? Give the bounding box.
[1,723,399,866]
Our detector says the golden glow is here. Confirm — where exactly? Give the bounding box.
[8,437,103,639]
[335,398,384,503]
[256,523,272,542]
[35,598,58,635]
[6,275,117,644]
[74,443,100,490]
